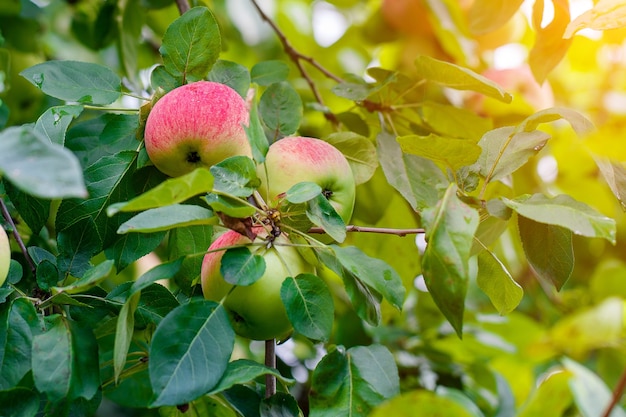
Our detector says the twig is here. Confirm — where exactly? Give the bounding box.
[308,225,425,237]
[0,198,36,275]
[249,0,341,124]
[602,366,626,417]
[175,0,190,14]
[265,339,277,398]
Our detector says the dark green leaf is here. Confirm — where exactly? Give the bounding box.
[32,315,72,402]
[36,259,59,291]
[34,104,83,146]
[211,156,260,198]
[117,204,217,234]
[52,260,114,295]
[306,194,346,243]
[203,193,257,218]
[220,247,265,286]
[281,273,334,341]
[285,182,322,204]
[309,345,400,417]
[130,258,184,296]
[134,283,180,328]
[104,230,166,271]
[259,82,302,140]
[108,167,214,215]
[376,131,446,212]
[160,6,221,83]
[0,126,86,199]
[20,60,122,104]
[421,184,479,337]
[414,55,512,102]
[168,225,213,293]
[0,387,39,417]
[260,392,300,417]
[67,320,100,401]
[150,64,181,92]
[149,300,235,406]
[0,298,38,390]
[208,359,292,395]
[251,60,289,86]
[518,216,574,290]
[502,193,616,244]
[3,180,50,234]
[209,60,251,98]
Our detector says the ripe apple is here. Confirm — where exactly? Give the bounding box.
[201,227,313,341]
[0,226,10,287]
[257,136,356,224]
[143,81,252,177]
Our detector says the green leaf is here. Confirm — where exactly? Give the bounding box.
[325,132,378,186]
[117,204,217,234]
[502,193,616,244]
[376,131,446,212]
[209,359,292,395]
[516,107,595,136]
[370,390,477,417]
[211,156,260,198]
[160,6,221,83]
[251,60,290,86]
[420,101,492,141]
[259,81,303,140]
[34,104,83,146]
[108,168,214,215]
[245,99,269,164]
[104,230,166,272]
[421,184,479,337]
[281,273,334,342]
[204,193,257,218]
[52,260,115,295]
[398,133,482,171]
[309,345,400,417]
[467,0,525,34]
[149,300,235,406]
[168,225,214,293]
[134,283,180,328]
[0,387,39,417]
[32,315,99,402]
[478,126,551,184]
[596,158,626,211]
[260,392,300,417]
[414,55,512,103]
[564,358,626,417]
[518,216,574,290]
[306,194,346,243]
[116,0,144,84]
[517,369,573,417]
[220,247,266,286]
[114,292,140,383]
[332,245,406,311]
[208,60,251,98]
[477,250,523,314]
[3,181,50,234]
[0,298,38,391]
[36,259,59,291]
[150,64,181,92]
[130,258,184,296]
[285,182,322,204]
[20,60,122,105]
[0,126,87,199]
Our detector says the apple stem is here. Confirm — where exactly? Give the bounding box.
[308,225,425,237]
[0,198,36,275]
[265,338,277,398]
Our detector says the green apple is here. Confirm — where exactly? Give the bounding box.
[0,226,10,287]
[143,81,252,177]
[257,136,356,224]
[201,227,313,341]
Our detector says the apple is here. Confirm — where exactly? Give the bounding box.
[0,226,10,287]
[143,81,252,177]
[257,136,356,224]
[201,227,313,341]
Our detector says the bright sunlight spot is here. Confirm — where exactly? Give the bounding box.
[313,1,348,47]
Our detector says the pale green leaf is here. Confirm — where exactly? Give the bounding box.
[565,0,626,38]
[370,390,476,417]
[398,133,482,171]
[477,250,523,314]
[325,132,378,185]
[117,204,217,234]
[51,260,115,295]
[114,292,140,383]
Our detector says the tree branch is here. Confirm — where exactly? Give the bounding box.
[0,198,36,275]
[602,366,626,417]
[308,225,425,237]
[265,339,277,398]
[249,0,341,125]
[175,0,190,15]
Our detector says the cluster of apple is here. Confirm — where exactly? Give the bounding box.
[143,81,356,341]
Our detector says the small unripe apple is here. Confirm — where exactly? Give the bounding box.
[257,136,356,224]
[143,81,252,177]
[201,227,313,341]
[0,227,10,287]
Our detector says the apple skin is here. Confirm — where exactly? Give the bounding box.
[0,227,10,287]
[257,136,356,224]
[201,227,313,341]
[144,81,252,177]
